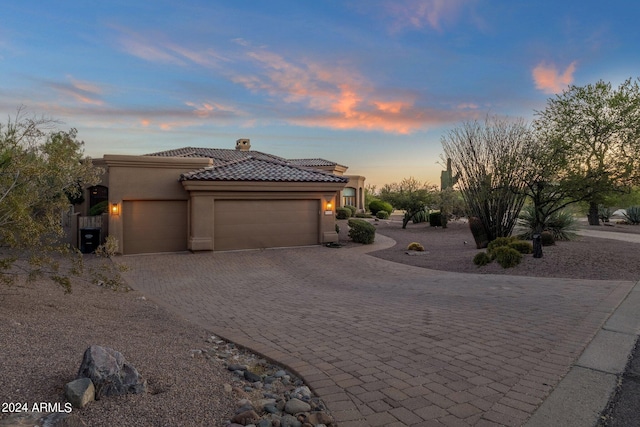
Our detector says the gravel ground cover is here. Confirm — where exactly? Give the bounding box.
[1,216,638,426]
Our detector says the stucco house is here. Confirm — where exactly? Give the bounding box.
[83,139,365,255]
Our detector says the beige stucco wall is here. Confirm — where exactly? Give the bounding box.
[103,155,212,254]
[339,175,366,211]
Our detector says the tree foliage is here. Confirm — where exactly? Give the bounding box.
[379,177,435,228]
[441,115,533,241]
[533,78,640,225]
[0,108,102,289]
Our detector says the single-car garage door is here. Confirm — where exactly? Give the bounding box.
[214,199,319,251]
[123,200,188,254]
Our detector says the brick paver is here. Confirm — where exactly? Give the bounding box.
[118,235,635,426]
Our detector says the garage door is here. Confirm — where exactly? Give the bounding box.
[214,200,319,251]
[123,200,188,254]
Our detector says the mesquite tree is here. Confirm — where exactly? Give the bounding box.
[441,116,533,244]
[534,78,640,225]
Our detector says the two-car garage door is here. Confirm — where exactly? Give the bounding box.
[122,199,320,254]
[213,199,319,251]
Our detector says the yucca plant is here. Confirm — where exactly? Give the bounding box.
[518,205,577,241]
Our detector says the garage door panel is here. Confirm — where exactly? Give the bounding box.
[214,200,319,251]
[123,201,187,254]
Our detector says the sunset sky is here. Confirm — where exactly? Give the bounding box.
[1,1,638,187]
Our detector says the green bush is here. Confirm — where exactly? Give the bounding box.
[624,206,640,224]
[493,246,522,268]
[355,212,373,218]
[348,219,376,244]
[369,200,393,215]
[345,205,357,216]
[473,252,491,266]
[429,211,443,227]
[412,209,428,224]
[407,242,425,251]
[89,200,108,216]
[336,207,351,219]
[509,240,533,254]
[335,223,340,234]
[376,210,389,219]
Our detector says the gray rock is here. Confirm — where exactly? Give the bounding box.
[284,398,311,415]
[64,377,95,408]
[76,345,146,398]
[228,363,248,371]
[231,409,259,425]
[0,412,86,427]
[244,370,262,382]
[307,412,334,425]
[292,386,311,400]
[257,420,272,427]
[280,414,302,427]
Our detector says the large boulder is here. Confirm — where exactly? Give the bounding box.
[76,345,146,399]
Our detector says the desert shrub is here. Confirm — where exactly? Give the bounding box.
[369,199,393,215]
[487,237,514,259]
[355,212,373,218]
[598,204,612,223]
[335,223,340,234]
[345,205,357,216]
[89,200,108,216]
[624,206,640,224]
[429,211,442,227]
[407,242,425,251]
[509,240,533,254]
[518,205,576,241]
[546,210,577,241]
[473,252,491,266]
[412,209,428,224]
[468,217,489,249]
[376,210,389,219]
[541,231,555,246]
[493,246,522,268]
[348,219,376,244]
[336,207,351,219]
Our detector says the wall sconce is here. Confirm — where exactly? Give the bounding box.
[326,201,332,210]
[110,202,120,216]
[324,200,333,215]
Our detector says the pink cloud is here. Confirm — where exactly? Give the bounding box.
[233,49,466,134]
[532,61,577,94]
[48,77,104,106]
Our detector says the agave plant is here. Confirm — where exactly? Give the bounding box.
[624,206,640,225]
[518,205,577,241]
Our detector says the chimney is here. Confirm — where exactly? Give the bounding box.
[235,138,251,151]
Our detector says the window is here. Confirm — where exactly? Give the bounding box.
[343,187,356,207]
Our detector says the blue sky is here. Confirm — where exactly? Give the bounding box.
[1,1,638,187]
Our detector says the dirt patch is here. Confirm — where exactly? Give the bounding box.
[339,217,640,281]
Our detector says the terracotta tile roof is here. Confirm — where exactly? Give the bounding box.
[288,158,347,168]
[180,157,349,183]
[146,147,286,163]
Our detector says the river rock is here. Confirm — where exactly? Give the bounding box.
[284,398,311,415]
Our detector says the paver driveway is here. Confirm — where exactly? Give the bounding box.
[119,235,635,426]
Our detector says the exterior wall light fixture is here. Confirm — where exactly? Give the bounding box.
[111,203,120,216]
